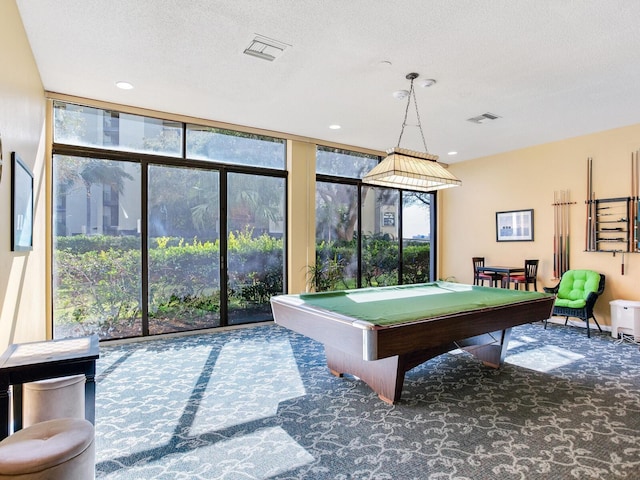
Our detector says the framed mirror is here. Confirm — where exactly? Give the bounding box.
[11,152,33,251]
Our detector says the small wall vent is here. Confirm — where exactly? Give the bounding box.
[243,34,290,62]
[467,112,501,124]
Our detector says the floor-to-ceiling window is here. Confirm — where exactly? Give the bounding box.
[186,126,286,326]
[52,101,286,340]
[53,155,143,338]
[361,185,400,286]
[226,173,285,324]
[402,191,434,284]
[147,165,221,335]
[314,146,435,291]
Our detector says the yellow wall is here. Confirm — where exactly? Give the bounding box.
[441,123,640,327]
[0,1,47,350]
[287,140,316,293]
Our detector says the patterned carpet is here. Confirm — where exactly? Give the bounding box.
[94,322,640,480]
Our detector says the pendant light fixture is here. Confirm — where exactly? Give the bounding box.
[363,73,461,192]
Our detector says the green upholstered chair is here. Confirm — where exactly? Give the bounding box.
[543,269,605,337]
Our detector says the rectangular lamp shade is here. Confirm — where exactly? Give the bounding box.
[363,147,462,192]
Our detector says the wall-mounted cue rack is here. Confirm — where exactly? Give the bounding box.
[585,153,640,275]
[591,197,633,251]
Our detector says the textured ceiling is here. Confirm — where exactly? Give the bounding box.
[16,0,640,163]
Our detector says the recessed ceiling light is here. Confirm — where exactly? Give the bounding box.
[448,151,458,156]
[329,124,341,130]
[115,81,134,90]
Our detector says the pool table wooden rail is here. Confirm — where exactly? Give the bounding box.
[271,294,554,404]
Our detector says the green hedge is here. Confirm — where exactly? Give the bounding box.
[54,233,429,336]
[54,233,283,336]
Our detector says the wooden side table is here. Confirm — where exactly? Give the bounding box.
[0,335,99,440]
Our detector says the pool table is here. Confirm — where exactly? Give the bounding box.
[270,282,555,404]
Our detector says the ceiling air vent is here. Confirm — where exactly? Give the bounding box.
[243,34,290,62]
[467,112,501,124]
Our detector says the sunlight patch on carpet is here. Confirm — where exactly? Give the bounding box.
[100,427,314,479]
[96,345,213,454]
[506,344,584,372]
[507,334,540,351]
[190,338,305,435]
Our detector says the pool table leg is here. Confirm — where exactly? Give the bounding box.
[325,345,405,404]
[324,329,513,404]
[325,344,454,404]
[458,328,512,368]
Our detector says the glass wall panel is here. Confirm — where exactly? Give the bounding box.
[147,165,221,334]
[53,101,183,157]
[315,181,358,290]
[227,173,285,324]
[52,100,288,339]
[52,155,142,339]
[316,146,379,178]
[362,186,400,287]
[186,126,285,169]
[402,192,433,284]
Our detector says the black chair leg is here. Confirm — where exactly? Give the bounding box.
[586,318,591,338]
[592,315,603,333]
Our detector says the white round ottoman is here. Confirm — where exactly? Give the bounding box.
[23,375,85,427]
[0,418,95,479]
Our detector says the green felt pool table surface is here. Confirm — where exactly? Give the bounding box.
[297,282,551,326]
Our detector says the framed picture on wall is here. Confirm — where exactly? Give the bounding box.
[11,152,34,251]
[496,209,534,242]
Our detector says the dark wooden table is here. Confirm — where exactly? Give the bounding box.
[271,282,554,404]
[476,265,525,287]
[0,335,99,440]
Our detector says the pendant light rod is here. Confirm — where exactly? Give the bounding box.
[396,73,429,153]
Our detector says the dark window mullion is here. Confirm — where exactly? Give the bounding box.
[398,190,404,285]
[357,184,363,289]
[219,169,229,326]
[430,192,437,282]
[141,160,150,336]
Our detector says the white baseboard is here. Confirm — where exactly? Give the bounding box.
[545,316,612,333]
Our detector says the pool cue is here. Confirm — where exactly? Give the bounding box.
[634,151,639,253]
[590,159,596,252]
[637,150,639,252]
[622,158,635,255]
[560,191,564,275]
[563,190,570,273]
[553,192,557,277]
[634,152,637,253]
[584,158,589,252]
[636,150,639,252]
[559,190,564,275]
[585,158,592,251]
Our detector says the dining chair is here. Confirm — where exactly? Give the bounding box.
[472,257,502,287]
[502,259,539,290]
